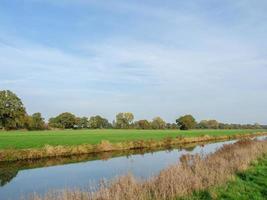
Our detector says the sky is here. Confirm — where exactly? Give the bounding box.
[0,0,267,124]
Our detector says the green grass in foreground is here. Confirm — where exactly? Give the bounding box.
[0,129,266,150]
[215,155,267,200]
[182,155,267,200]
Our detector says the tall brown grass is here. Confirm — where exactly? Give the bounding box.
[1,132,266,162]
[31,138,267,200]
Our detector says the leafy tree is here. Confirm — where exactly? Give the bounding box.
[0,90,27,130]
[48,112,76,129]
[176,114,196,130]
[197,120,208,129]
[88,115,110,129]
[151,117,166,129]
[208,120,219,129]
[115,112,134,129]
[27,112,46,130]
[197,120,219,129]
[253,123,262,129]
[215,122,263,130]
[75,117,88,129]
[135,120,151,129]
[166,123,178,129]
[48,117,60,128]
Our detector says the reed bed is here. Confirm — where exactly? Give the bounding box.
[31,138,267,200]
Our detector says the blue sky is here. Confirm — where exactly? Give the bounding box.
[1,0,267,123]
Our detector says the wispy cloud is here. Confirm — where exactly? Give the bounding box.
[0,0,267,123]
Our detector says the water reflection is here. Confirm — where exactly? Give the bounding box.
[0,142,199,187]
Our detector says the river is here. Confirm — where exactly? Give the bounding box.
[0,136,266,200]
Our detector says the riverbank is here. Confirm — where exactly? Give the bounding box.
[0,130,266,162]
[183,154,267,200]
[30,136,267,200]
[214,155,267,200]
[1,129,266,149]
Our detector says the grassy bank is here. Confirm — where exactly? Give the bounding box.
[0,130,266,162]
[0,129,266,149]
[184,155,267,200]
[215,156,267,200]
[30,138,267,200]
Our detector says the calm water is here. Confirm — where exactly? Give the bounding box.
[0,136,266,200]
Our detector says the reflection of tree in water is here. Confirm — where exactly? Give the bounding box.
[182,146,196,151]
[0,140,215,187]
[0,154,111,187]
[0,166,18,186]
[0,150,148,186]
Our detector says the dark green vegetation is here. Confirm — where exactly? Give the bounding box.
[0,90,266,131]
[48,112,77,129]
[0,90,46,130]
[176,115,197,130]
[183,155,267,200]
[0,129,266,150]
[27,112,46,130]
[0,90,27,130]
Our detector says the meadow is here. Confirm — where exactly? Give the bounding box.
[0,129,266,150]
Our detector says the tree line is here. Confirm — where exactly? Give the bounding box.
[0,90,265,131]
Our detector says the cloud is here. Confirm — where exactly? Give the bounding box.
[0,0,267,123]
[1,33,267,123]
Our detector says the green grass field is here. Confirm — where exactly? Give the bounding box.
[0,129,266,150]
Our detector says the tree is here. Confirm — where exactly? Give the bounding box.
[48,117,60,128]
[27,112,46,130]
[253,123,262,129]
[88,115,110,129]
[48,112,76,129]
[115,112,134,129]
[151,117,166,129]
[75,117,88,129]
[198,120,219,129]
[166,123,178,129]
[0,90,27,130]
[135,120,151,129]
[176,114,196,130]
[197,120,207,129]
[206,120,219,129]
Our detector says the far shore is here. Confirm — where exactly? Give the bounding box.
[0,130,266,162]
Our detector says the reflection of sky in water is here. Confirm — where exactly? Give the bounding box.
[0,136,266,200]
